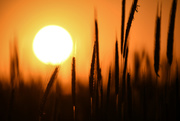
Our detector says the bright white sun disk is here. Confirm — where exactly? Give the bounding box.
[33,25,73,65]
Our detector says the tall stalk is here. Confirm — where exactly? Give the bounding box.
[72,57,76,121]
[115,40,119,98]
[154,4,161,77]
[89,44,96,118]
[115,39,120,118]
[39,67,59,121]
[121,0,126,54]
[123,0,138,57]
[127,73,132,121]
[167,0,177,66]
[8,39,19,121]
[122,47,128,102]
[106,67,111,109]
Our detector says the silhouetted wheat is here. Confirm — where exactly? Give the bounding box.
[95,18,102,87]
[89,16,103,120]
[115,39,119,118]
[39,66,59,121]
[134,52,140,82]
[127,73,132,121]
[165,1,177,117]
[8,40,19,121]
[95,17,103,116]
[154,7,162,119]
[14,43,19,80]
[154,7,161,119]
[10,57,15,90]
[123,0,138,57]
[106,67,111,108]
[1,1,180,121]
[115,40,119,97]
[154,5,161,77]
[89,44,96,119]
[143,76,147,121]
[167,0,177,66]
[121,47,128,121]
[175,63,179,121]
[94,18,99,116]
[9,40,19,89]
[100,68,103,112]
[122,47,128,102]
[8,56,15,121]
[72,57,76,121]
[89,44,95,99]
[72,57,76,106]
[121,0,126,54]
[52,84,58,121]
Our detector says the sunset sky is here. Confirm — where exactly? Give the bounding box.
[0,0,180,90]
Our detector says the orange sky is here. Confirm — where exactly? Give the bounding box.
[0,0,180,92]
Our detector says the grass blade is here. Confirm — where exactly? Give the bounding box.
[175,63,179,121]
[8,39,19,121]
[39,66,59,121]
[167,0,177,66]
[115,40,119,96]
[89,44,96,98]
[72,57,76,107]
[72,57,76,121]
[121,0,126,54]
[127,73,132,121]
[122,47,129,103]
[154,5,161,77]
[123,0,138,57]
[106,67,111,108]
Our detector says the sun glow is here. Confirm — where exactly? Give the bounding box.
[33,25,73,65]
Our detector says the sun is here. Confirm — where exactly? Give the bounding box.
[33,25,73,65]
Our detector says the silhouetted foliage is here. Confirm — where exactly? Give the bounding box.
[127,73,132,121]
[121,0,126,54]
[71,57,76,121]
[115,40,119,96]
[72,57,76,107]
[134,52,140,82]
[89,44,95,98]
[122,47,129,102]
[39,66,59,121]
[154,5,161,77]
[8,39,19,121]
[0,1,180,121]
[106,67,111,108]
[167,0,177,66]
[175,63,179,121]
[123,0,138,57]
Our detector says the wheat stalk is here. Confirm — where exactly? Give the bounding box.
[8,39,19,121]
[89,44,96,99]
[121,0,126,54]
[39,66,59,121]
[134,52,140,83]
[95,16,103,117]
[106,67,111,109]
[89,44,96,119]
[123,0,138,57]
[72,57,76,121]
[114,39,120,119]
[127,73,132,121]
[95,18,101,84]
[115,40,119,97]
[154,4,161,77]
[72,57,76,107]
[122,47,128,103]
[167,0,177,66]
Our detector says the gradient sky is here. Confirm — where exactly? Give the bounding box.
[0,0,180,92]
